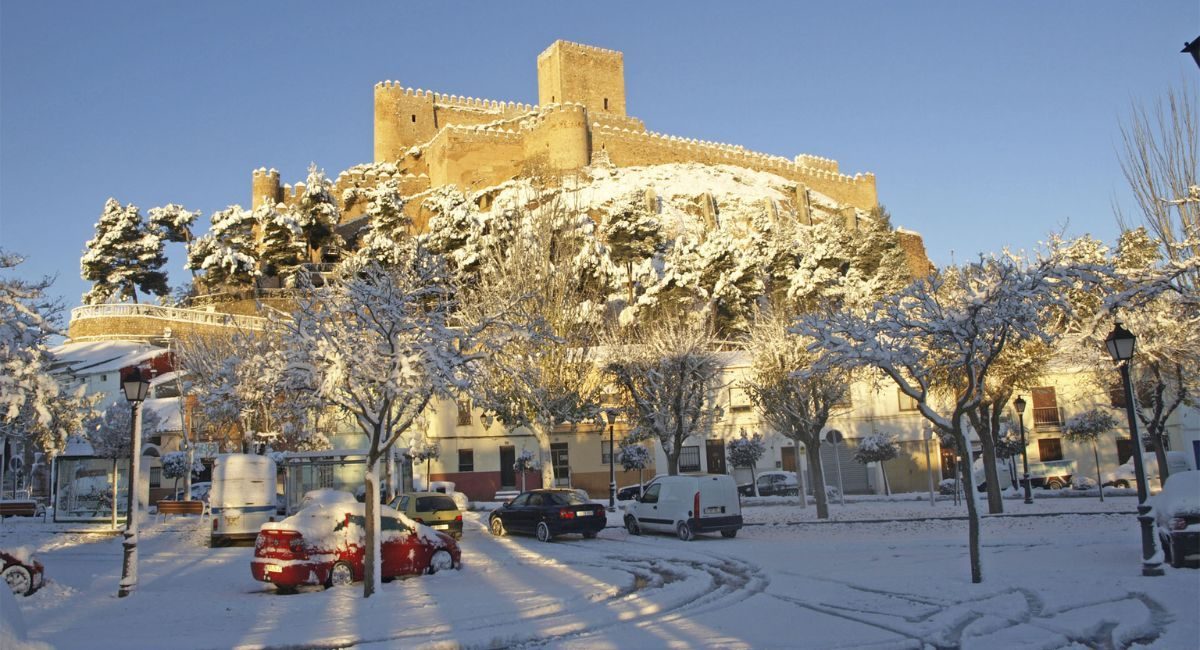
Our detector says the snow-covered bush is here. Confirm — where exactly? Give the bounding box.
[727,430,766,495]
[160,451,204,495]
[1072,476,1098,491]
[853,433,899,495]
[513,448,540,492]
[1063,408,1118,502]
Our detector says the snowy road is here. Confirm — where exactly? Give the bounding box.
[3,496,1197,649]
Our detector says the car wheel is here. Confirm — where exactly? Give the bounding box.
[327,561,355,588]
[676,521,694,542]
[625,515,641,535]
[1168,539,1186,569]
[536,521,553,543]
[721,529,738,538]
[583,530,598,539]
[3,565,33,596]
[1045,479,1064,490]
[1115,480,1130,489]
[428,550,453,574]
[490,517,506,537]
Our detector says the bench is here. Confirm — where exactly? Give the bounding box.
[155,500,209,523]
[0,500,39,518]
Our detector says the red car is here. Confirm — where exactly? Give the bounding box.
[251,491,461,593]
[2,549,45,597]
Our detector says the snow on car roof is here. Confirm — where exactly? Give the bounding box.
[1156,471,1200,517]
[263,490,448,547]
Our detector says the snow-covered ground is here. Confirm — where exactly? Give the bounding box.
[2,494,1196,649]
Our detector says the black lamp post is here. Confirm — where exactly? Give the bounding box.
[1105,322,1164,577]
[605,410,617,511]
[1013,395,1033,504]
[118,367,150,597]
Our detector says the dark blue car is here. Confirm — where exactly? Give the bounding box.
[488,489,606,542]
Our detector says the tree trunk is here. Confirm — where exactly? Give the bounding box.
[806,444,829,520]
[881,463,890,496]
[978,435,1004,515]
[112,459,119,530]
[954,426,983,584]
[532,421,555,488]
[362,460,381,598]
[1092,439,1104,502]
[1149,427,1170,485]
[750,464,759,497]
[667,446,680,476]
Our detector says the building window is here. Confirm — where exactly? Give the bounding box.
[551,443,570,486]
[679,446,701,473]
[456,399,472,426]
[1031,387,1061,429]
[1038,438,1063,462]
[101,374,107,382]
[603,97,608,110]
[411,114,416,123]
[458,449,474,473]
[601,444,615,465]
[897,389,919,412]
[149,467,161,487]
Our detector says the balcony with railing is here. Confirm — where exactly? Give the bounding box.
[1032,405,1064,431]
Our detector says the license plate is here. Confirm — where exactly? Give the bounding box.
[432,524,448,530]
[704,506,723,514]
[577,510,594,517]
[265,565,281,573]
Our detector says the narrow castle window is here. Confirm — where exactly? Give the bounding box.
[411,114,416,123]
[551,96,555,103]
[604,98,608,110]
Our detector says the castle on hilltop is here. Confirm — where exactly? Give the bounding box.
[249,40,883,229]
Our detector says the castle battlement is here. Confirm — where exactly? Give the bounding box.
[537,39,624,60]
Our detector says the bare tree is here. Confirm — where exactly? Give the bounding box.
[285,252,484,598]
[742,309,849,519]
[462,191,607,488]
[1117,84,1198,291]
[605,313,724,476]
[795,254,1098,583]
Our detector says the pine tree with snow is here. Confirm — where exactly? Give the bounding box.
[1063,408,1118,501]
[81,198,170,304]
[726,430,766,495]
[601,194,663,307]
[255,201,307,282]
[295,164,341,262]
[853,433,899,495]
[353,180,412,267]
[188,205,261,290]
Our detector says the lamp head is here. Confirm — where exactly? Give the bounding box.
[604,409,617,425]
[1105,322,1136,362]
[1013,395,1026,414]
[122,367,150,403]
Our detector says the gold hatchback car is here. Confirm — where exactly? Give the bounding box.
[389,492,464,539]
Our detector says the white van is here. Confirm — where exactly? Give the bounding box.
[210,454,278,546]
[623,474,743,540]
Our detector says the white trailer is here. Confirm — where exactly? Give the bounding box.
[209,454,277,546]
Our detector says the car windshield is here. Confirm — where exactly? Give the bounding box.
[548,491,588,506]
[415,496,457,512]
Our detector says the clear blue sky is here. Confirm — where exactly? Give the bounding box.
[2,1,1197,308]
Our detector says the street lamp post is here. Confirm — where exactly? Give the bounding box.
[118,367,150,598]
[605,410,617,511]
[1013,395,1033,505]
[1105,322,1164,577]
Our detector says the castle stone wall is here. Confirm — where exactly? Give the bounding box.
[522,104,591,173]
[427,125,525,192]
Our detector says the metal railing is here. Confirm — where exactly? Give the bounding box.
[70,303,270,331]
[1032,405,1064,430]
